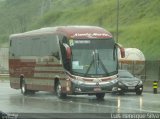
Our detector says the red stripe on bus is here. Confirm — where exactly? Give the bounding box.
[33,77,66,80]
[101,78,112,81]
[35,64,63,67]
[10,82,20,89]
[27,84,54,92]
[34,70,64,74]
[27,84,66,92]
[82,79,93,82]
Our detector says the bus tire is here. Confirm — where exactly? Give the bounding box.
[21,79,28,95]
[55,81,67,99]
[96,93,105,100]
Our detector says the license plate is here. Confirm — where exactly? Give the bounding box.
[94,87,101,92]
[128,86,135,89]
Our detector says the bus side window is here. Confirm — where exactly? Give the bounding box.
[49,35,60,60]
[60,37,70,70]
[10,40,12,46]
[9,39,14,57]
[51,51,60,60]
[62,37,67,44]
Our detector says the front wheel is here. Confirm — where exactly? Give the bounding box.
[55,82,67,99]
[96,93,105,100]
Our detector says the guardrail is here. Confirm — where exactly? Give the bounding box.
[0,74,9,76]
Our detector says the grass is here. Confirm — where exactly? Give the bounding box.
[0,75,9,81]
[34,0,160,60]
[0,0,160,60]
[119,18,160,60]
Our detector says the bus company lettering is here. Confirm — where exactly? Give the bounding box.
[73,33,111,38]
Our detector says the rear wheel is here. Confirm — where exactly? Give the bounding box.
[21,79,28,95]
[96,93,105,100]
[55,81,67,99]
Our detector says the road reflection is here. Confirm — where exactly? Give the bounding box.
[114,94,144,113]
[1,82,160,113]
[7,92,159,113]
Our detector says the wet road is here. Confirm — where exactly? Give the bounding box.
[0,81,160,113]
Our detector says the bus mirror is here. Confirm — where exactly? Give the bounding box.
[120,47,125,58]
[116,43,125,58]
[63,43,71,60]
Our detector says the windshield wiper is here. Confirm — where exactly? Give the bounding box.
[95,50,109,75]
[84,50,109,76]
[99,58,109,75]
[84,58,94,76]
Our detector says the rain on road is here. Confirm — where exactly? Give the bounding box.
[0,81,160,114]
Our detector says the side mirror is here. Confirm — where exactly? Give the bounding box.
[120,47,125,58]
[116,43,125,58]
[63,43,71,60]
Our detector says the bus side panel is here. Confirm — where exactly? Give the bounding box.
[25,34,66,92]
[9,58,66,92]
[9,34,67,92]
[30,62,65,92]
[10,77,20,89]
[9,58,36,89]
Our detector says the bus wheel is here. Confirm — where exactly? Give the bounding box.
[96,93,105,100]
[21,79,28,95]
[55,82,66,99]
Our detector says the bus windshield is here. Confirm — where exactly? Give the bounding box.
[70,38,117,77]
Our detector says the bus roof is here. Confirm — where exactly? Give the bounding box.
[10,26,113,39]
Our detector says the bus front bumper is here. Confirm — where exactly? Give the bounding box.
[71,80,118,94]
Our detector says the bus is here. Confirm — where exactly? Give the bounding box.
[9,26,125,99]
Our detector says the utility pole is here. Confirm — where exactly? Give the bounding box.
[116,0,120,43]
[40,0,52,16]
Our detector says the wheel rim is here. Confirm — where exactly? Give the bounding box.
[21,81,26,94]
[56,84,61,97]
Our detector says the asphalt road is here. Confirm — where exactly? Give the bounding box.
[0,81,160,118]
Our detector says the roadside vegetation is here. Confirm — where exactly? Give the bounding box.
[0,0,159,60]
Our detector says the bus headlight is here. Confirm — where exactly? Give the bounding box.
[72,78,84,85]
[78,80,84,85]
[118,81,123,86]
[75,76,84,85]
[111,79,118,84]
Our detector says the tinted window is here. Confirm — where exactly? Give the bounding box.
[118,70,134,78]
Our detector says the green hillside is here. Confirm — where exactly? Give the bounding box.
[0,0,160,60]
